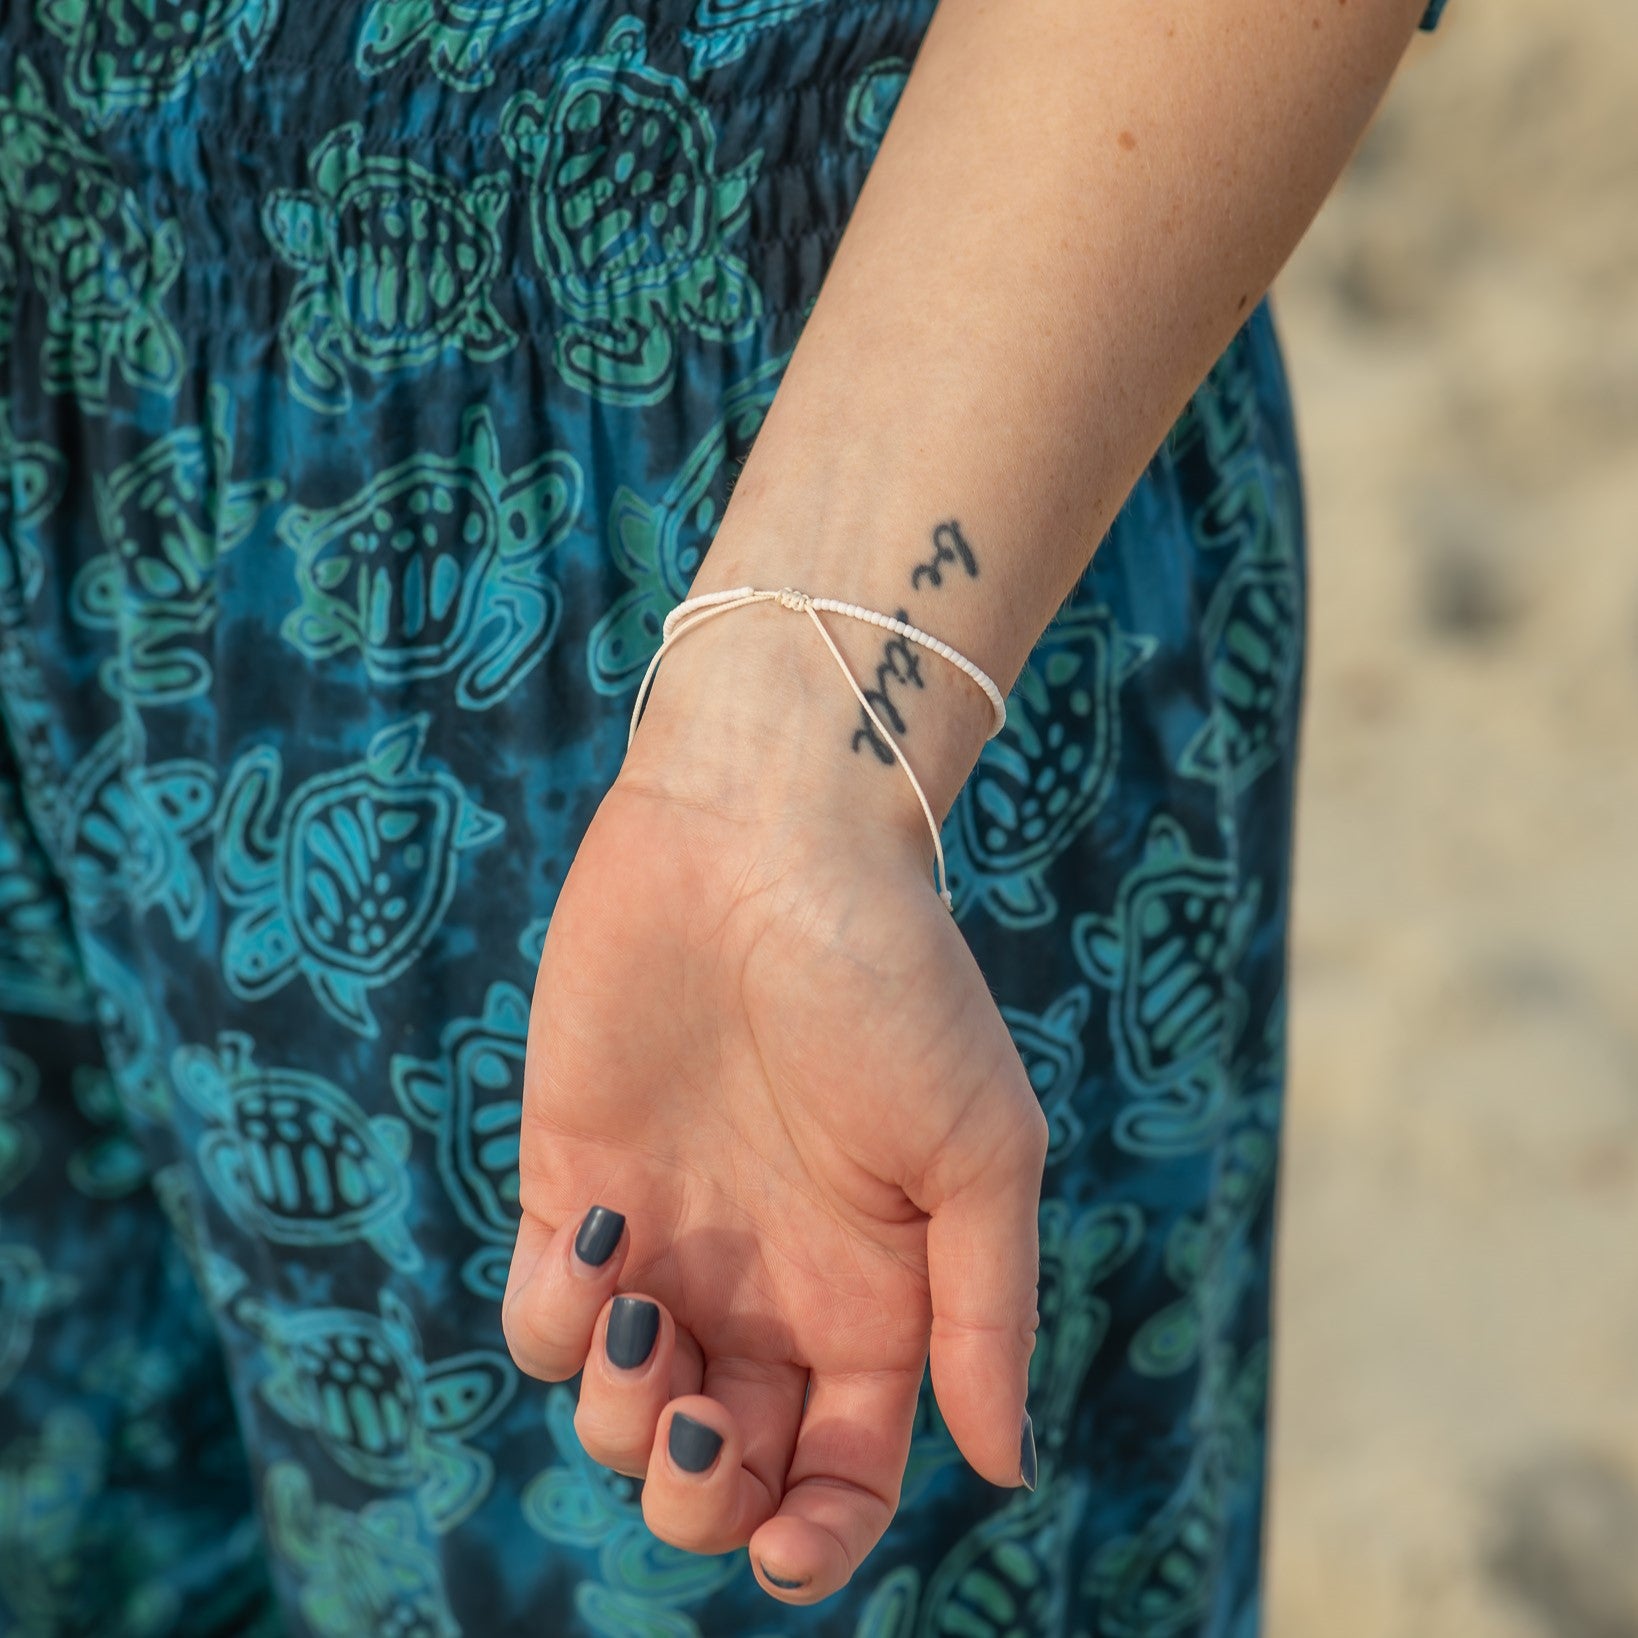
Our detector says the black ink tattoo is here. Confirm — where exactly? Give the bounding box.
[850,607,925,762]
[849,520,983,762]
[852,720,897,764]
[909,519,979,592]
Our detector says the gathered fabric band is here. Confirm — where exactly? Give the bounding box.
[626,585,1007,911]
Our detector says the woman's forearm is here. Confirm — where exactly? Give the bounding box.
[626,0,1430,845]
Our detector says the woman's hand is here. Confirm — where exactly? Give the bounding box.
[501,608,1048,1604]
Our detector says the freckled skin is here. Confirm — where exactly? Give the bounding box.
[504,0,1439,1606]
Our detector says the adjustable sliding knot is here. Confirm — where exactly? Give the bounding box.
[630,584,1009,914]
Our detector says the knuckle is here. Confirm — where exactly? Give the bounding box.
[931,1311,1041,1360]
[991,1078,1051,1173]
[1017,1100,1052,1162]
[641,1467,739,1555]
[501,1291,575,1381]
[572,1403,647,1473]
[644,1505,728,1557]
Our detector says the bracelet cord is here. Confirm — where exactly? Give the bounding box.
[625,585,1008,912]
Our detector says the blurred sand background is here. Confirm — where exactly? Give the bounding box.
[1265,0,1638,1633]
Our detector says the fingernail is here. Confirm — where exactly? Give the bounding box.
[605,1296,659,1370]
[1019,1408,1037,1492]
[668,1412,723,1474]
[758,1560,808,1590]
[573,1205,625,1269]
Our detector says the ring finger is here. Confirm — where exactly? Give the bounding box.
[575,1293,700,1476]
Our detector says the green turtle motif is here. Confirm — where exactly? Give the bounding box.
[149,1163,252,1316]
[0,641,63,836]
[1028,1200,1145,1452]
[588,351,784,693]
[65,1066,148,1200]
[516,911,554,970]
[0,775,92,1024]
[1190,446,1297,560]
[242,1288,514,1533]
[82,934,175,1129]
[0,1245,76,1395]
[854,1565,921,1638]
[522,1383,743,1634]
[1091,1434,1236,1637]
[0,59,185,411]
[263,1461,461,1638]
[262,123,516,414]
[678,0,827,72]
[356,0,559,92]
[78,1338,201,1481]
[278,404,581,710]
[73,384,282,706]
[1086,1344,1269,1637]
[947,603,1155,929]
[175,1033,421,1272]
[1164,324,1260,472]
[215,715,504,1038]
[1072,815,1261,1158]
[500,17,763,406]
[37,0,279,127]
[1129,1124,1276,1380]
[1178,463,1302,796]
[0,1049,39,1201]
[844,56,911,150]
[0,401,64,613]
[146,1177,252,1322]
[913,1482,1070,1638]
[1002,985,1095,1162]
[0,1410,121,1632]
[391,981,525,1299]
[54,722,216,941]
[1131,1005,1284,1379]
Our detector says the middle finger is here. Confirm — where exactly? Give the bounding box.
[574,1292,701,1476]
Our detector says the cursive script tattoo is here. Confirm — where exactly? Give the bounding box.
[909,519,979,592]
[851,608,925,763]
[849,519,983,762]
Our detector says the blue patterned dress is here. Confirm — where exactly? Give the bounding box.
[0,2,1448,1633]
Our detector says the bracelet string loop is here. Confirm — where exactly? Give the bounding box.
[626,585,1007,912]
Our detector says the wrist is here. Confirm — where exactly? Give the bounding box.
[618,581,994,860]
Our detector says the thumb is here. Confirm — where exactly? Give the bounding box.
[919,1078,1049,1490]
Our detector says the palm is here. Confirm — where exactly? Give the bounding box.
[506,779,1047,1599]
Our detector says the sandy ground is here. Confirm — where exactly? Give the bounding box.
[1265,1,1638,1633]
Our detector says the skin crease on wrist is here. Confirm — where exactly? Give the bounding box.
[520,0,1440,1608]
[629,0,1433,832]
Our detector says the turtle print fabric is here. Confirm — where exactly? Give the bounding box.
[0,1,1448,1633]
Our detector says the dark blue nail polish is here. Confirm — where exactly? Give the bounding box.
[605,1297,659,1370]
[1019,1408,1037,1492]
[574,1205,625,1267]
[758,1561,808,1590]
[668,1412,723,1474]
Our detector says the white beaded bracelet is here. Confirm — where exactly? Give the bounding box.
[626,585,1008,911]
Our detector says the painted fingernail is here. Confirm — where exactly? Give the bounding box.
[573,1205,625,1269]
[605,1297,659,1370]
[668,1413,724,1474]
[1019,1408,1037,1492]
[758,1560,808,1590]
